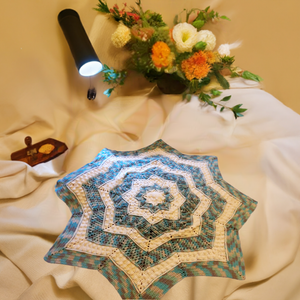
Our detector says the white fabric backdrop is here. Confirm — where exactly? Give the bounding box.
[1,1,300,299]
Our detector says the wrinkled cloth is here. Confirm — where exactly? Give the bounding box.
[1,87,300,300]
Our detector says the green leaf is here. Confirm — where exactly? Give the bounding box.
[211,89,222,97]
[182,92,192,102]
[221,55,235,65]
[186,94,192,102]
[208,10,215,19]
[232,103,244,110]
[205,6,210,12]
[199,92,211,102]
[220,15,231,21]
[242,71,263,82]
[221,95,231,102]
[232,111,245,118]
[104,88,114,97]
[94,0,110,13]
[220,107,225,112]
[197,77,211,89]
[173,14,179,25]
[199,92,217,108]
[193,41,206,51]
[175,70,186,81]
[187,77,210,94]
[236,108,247,113]
[230,72,240,78]
[214,70,230,89]
[146,12,166,27]
[197,11,205,21]
[232,104,247,118]
[212,63,224,71]
[192,20,205,30]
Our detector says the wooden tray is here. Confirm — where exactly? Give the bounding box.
[11,136,68,167]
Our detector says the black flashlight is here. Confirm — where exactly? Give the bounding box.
[58,9,102,77]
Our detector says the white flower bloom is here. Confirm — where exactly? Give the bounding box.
[218,44,231,56]
[195,30,216,51]
[111,23,131,48]
[218,41,242,57]
[172,22,197,53]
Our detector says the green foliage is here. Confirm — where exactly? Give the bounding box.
[174,6,230,27]
[95,1,252,119]
[193,41,207,51]
[102,65,127,97]
[190,7,215,23]
[198,92,245,118]
[230,72,240,78]
[182,93,192,102]
[211,89,222,97]
[129,39,155,76]
[131,38,153,56]
[94,0,110,13]
[143,69,164,82]
[173,15,179,25]
[214,70,230,89]
[175,52,193,65]
[192,20,205,30]
[135,0,142,8]
[152,27,174,49]
[95,0,138,27]
[211,63,223,71]
[188,77,210,94]
[199,92,217,109]
[104,88,114,97]
[220,15,231,21]
[111,12,136,28]
[146,12,166,27]
[188,80,199,95]
[173,6,229,26]
[175,70,186,81]
[232,104,247,118]
[221,95,231,101]
[242,71,263,82]
[221,55,235,66]
[198,77,211,89]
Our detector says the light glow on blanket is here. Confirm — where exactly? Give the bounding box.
[79,61,103,76]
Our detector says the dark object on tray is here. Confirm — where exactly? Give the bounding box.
[11,136,68,167]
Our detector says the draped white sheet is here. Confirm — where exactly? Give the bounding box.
[1,1,300,299]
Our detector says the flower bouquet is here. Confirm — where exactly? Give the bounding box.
[95,0,262,118]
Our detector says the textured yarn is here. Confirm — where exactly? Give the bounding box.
[44,140,257,299]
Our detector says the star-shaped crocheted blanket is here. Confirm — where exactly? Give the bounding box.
[45,140,257,299]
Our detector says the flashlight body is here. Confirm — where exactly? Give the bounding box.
[58,9,102,76]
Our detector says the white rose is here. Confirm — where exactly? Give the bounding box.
[172,22,197,53]
[195,30,216,51]
[218,44,231,56]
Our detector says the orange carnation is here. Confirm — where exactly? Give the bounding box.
[181,51,211,81]
[151,41,173,68]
